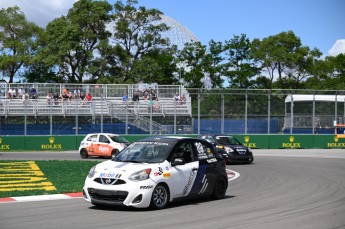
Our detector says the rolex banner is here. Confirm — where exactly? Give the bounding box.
[0,135,344,151]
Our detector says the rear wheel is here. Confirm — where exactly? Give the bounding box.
[212,176,227,199]
[111,149,119,159]
[150,184,169,210]
[80,149,88,159]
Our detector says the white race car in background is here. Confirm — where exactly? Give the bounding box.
[83,136,228,210]
[79,133,130,159]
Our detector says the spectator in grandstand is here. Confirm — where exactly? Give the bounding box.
[73,88,81,99]
[85,92,92,101]
[173,92,180,102]
[132,90,140,103]
[147,96,154,113]
[67,90,73,101]
[18,86,25,99]
[53,92,60,105]
[8,88,16,99]
[22,93,29,105]
[46,93,52,105]
[153,97,160,112]
[62,90,69,101]
[30,86,37,99]
[79,92,85,101]
[62,89,73,102]
[143,88,150,100]
[122,92,128,102]
[180,94,186,104]
[122,92,128,110]
[151,89,157,101]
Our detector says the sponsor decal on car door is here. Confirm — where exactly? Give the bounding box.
[96,135,113,156]
[97,143,112,156]
[170,161,199,198]
[187,140,218,196]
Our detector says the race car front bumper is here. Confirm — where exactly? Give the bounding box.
[83,179,156,208]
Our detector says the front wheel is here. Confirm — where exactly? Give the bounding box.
[248,156,254,164]
[150,184,169,210]
[212,176,227,199]
[80,149,88,159]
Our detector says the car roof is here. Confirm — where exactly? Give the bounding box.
[86,133,120,136]
[137,136,195,143]
[200,134,234,138]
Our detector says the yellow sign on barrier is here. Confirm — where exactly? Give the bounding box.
[0,161,56,192]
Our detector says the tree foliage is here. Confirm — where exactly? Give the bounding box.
[107,0,171,83]
[177,41,224,88]
[42,0,112,83]
[223,34,260,88]
[251,31,322,89]
[0,6,42,83]
[0,2,343,90]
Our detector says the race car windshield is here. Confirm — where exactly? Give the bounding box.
[216,136,241,145]
[114,141,173,163]
[109,135,129,143]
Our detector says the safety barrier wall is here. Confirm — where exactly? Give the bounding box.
[0,134,344,151]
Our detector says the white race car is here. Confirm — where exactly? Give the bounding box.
[83,136,228,209]
[79,133,130,159]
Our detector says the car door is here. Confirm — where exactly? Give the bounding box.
[187,140,220,196]
[86,134,98,156]
[96,134,113,157]
[169,140,199,199]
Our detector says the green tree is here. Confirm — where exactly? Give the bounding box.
[305,53,345,90]
[21,63,63,83]
[107,0,170,83]
[0,6,42,83]
[42,0,112,83]
[251,31,321,89]
[129,46,178,84]
[177,41,224,88]
[223,34,260,88]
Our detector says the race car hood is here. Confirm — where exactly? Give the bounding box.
[217,144,248,150]
[224,144,248,150]
[93,160,168,179]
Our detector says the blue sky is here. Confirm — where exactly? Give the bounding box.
[131,0,345,56]
[1,0,344,56]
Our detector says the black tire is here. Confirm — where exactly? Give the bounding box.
[80,149,88,159]
[248,156,254,164]
[150,184,169,210]
[111,149,119,159]
[212,176,227,199]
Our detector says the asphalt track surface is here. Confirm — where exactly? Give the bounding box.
[0,149,345,229]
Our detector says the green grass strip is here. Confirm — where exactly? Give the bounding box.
[0,160,99,198]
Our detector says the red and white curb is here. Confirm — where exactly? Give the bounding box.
[0,192,83,203]
[226,169,240,181]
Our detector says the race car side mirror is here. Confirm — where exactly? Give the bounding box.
[172,158,185,166]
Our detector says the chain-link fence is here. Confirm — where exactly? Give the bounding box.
[0,82,344,135]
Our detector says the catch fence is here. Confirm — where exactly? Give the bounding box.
[0,82,344,135]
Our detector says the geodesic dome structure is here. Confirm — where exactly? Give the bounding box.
[159,15,199,50]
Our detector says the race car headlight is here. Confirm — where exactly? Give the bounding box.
[129,169,152,182]
[224,146,234,153]
[88,166,96,178]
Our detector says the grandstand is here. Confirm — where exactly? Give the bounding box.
[0,83,192,135]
